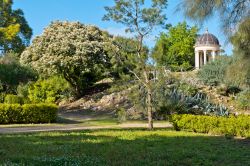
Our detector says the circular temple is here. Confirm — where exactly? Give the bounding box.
[195,30,220,46]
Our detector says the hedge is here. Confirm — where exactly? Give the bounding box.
[0,104,58,124]
[171,114,250,137]
[4,94,24,104]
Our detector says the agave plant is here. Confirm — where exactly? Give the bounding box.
[164,88,229,116]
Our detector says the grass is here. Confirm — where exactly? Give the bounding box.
[0,129,249,166]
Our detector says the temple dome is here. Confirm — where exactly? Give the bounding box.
[195,29,220,46]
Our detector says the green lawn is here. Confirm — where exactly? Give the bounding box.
[0,129,249,166]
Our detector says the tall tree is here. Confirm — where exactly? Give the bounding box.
[20,21,110,97]
[225,18,250,88]
[178,0,250,35]
[152,22,198,71]
[104,0,168,129]
[0,0,32,54]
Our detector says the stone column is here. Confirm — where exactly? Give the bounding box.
[217,50,220,56]
[212,50,216,61]
[203,50,207,65]
[195,51,199,69]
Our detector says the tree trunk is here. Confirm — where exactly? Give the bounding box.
[146,86,153,130]
[142,68,153,130]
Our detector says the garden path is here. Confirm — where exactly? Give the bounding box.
[0,108,171,134]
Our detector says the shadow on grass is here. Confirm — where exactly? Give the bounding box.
[0,129,249,166]
[57,108,116,123]
[56,116,82,124]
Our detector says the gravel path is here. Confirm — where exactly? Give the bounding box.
[0,123,172,134]
[0,105,172,134]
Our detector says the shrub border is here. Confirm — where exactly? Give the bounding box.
[0,104,58,124]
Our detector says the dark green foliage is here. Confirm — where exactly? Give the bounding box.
[226,86,241,95]
[171,114,250,137]
[0,93,5,103]
[28,76,72,103]
[4,94,24,104]
[236,89,250,110]
[0,53,37,93]
[0,62,37,93]
[152,22,198,71]
[216,85,241,96]
[109,36,148,79]
[0,103,58,124]
[197,56,232,86]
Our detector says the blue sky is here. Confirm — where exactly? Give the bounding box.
[13,0,232,55]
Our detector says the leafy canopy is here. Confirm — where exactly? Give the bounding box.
[0,0,32,54]
[109,36,149,79]
[103,0,167,35]
[0,52,37,94]
[20,21,110,97]
[28,76,71,104]
[152,22,198,71]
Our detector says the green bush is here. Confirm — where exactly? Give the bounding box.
[226,86,241,95]
[0,104,58,124]
[0,104,22,123]
[236,89,250,110]
[4,94,24,104]
[0,93,6,103]
[216,85,241,96]
[171,114,250,137]
[0,53,38,94]
[178,83,198,96]
[117,108,127,123]
[197,56,232,86]
[17,83,30,98]
[28,76,72,103]
[170,61,193,72]
[225,58,250,89]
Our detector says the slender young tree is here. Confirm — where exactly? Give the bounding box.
[103,0,168,129]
